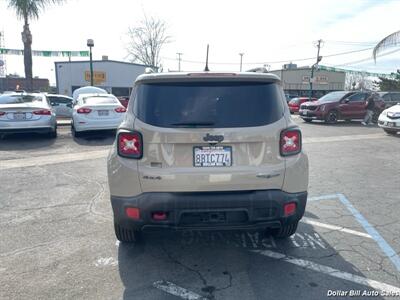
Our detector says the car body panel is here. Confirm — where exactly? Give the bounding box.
[0,93,56,133]
[378,104,400,132]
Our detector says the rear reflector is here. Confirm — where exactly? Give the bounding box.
[152,212,167,221]
[126,207,140,220]
[280,128,302,156]
[77,107,92,114]
[33,109,51,115]
[115,107,127,113]
[117,131,143,159]
[284,202,296,216]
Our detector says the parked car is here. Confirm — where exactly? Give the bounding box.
[285,93,298,103]
[288,97,317,113]
[72,86,108,106]
[299,91,385,124]
[117,96,129,108]
[107,72,309,243]
[378,92,400,108]
[378,103,400,135]
[71,93,126,137]
[47,94,73,117]
[0,92,57,138]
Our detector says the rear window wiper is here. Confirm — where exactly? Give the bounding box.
[171,121,215,127]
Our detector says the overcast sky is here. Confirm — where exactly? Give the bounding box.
[0,0,399,84]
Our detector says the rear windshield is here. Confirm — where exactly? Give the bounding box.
[318,91,350,103]
[134,81,284,128]
[289,98,299,104]
[0,94,43,104]
[82,96,118,105]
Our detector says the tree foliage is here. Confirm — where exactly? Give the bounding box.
[126,16,171,68]
[7,0,64,89]
[374,70,400,91]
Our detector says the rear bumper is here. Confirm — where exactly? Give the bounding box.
[73,119,122,132]
[0,126,55,134]
[111,190,307,231]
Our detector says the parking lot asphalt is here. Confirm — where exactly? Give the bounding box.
[1,116,399,300]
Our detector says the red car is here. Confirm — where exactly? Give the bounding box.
[299,91,385,123]
[117,96,129,108]
[288,97,317,113]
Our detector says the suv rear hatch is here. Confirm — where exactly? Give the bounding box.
[133,78,287,192]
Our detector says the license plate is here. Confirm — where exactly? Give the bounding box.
[301,110,308,116]
[13,113,26,120]
[193,146,232,167]
[97,110,109,116]
[387,122,395,127]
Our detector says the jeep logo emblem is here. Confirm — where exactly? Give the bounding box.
[203,133,224,143]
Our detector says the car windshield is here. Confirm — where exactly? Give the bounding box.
[0,94,43,104]
[134,81,284,128]
[82,96,118,105]
[317,92,349,103]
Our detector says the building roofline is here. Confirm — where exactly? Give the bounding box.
[54,59,152,68]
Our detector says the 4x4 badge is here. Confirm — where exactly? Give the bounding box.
[203,133,224,143]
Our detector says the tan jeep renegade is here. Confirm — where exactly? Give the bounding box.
[107,72,308,242]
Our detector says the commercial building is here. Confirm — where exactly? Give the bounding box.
[270,63,346,98]
[0,76,49,93]
[55,58,149,97]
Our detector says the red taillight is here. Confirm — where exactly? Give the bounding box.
[126,207,140,220]
[33,109,51,115]
[117,131,143,159]
[115,107,126,113]
[152,212,167,221]
[280,129,301,156]
[0,111,5,116]
[284,202,296,216]
[77,107,92,114]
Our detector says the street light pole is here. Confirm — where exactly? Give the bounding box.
[309,39,322,100]
[177,52,183,71]
[239,53,244,72]
[87,39,94,86]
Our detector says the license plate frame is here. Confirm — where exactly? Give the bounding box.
[193,146,232,167]
[97,110,109,116]
[13,112,26,120]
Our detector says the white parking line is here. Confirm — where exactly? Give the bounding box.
[153,280,207,300]
[301,218,373,239]
[0,149,109,170]
[303,133,385,144]
[253,250,400,293]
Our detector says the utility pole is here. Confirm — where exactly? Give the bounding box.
[176,52,183,71]
[239,53,244,72]
[309,39,323,100]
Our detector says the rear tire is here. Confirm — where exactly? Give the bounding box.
[271,221,299,238]
[325,110,338,124]
[384,129,398,135]
[71,125,82,138]
[114,223,141,243]
[48,127,57,139]
[303,118,313,123]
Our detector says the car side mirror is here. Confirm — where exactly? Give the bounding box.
[344,98,350,103]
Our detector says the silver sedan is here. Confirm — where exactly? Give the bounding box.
[0,92,57,138]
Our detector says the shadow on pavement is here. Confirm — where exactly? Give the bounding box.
[72,130,116,146]
[118,225,386,300]
[0,132,56,150]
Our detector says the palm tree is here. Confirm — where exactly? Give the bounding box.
[373,30,400,62]
[7,0,64,90]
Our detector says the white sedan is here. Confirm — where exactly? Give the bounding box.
[71,94,126,137]
[378,103,400,135]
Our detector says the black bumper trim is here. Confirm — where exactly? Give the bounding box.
[111,190,307,231]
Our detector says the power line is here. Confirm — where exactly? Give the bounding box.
[334,48,400,67]
[161,46,375,66]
